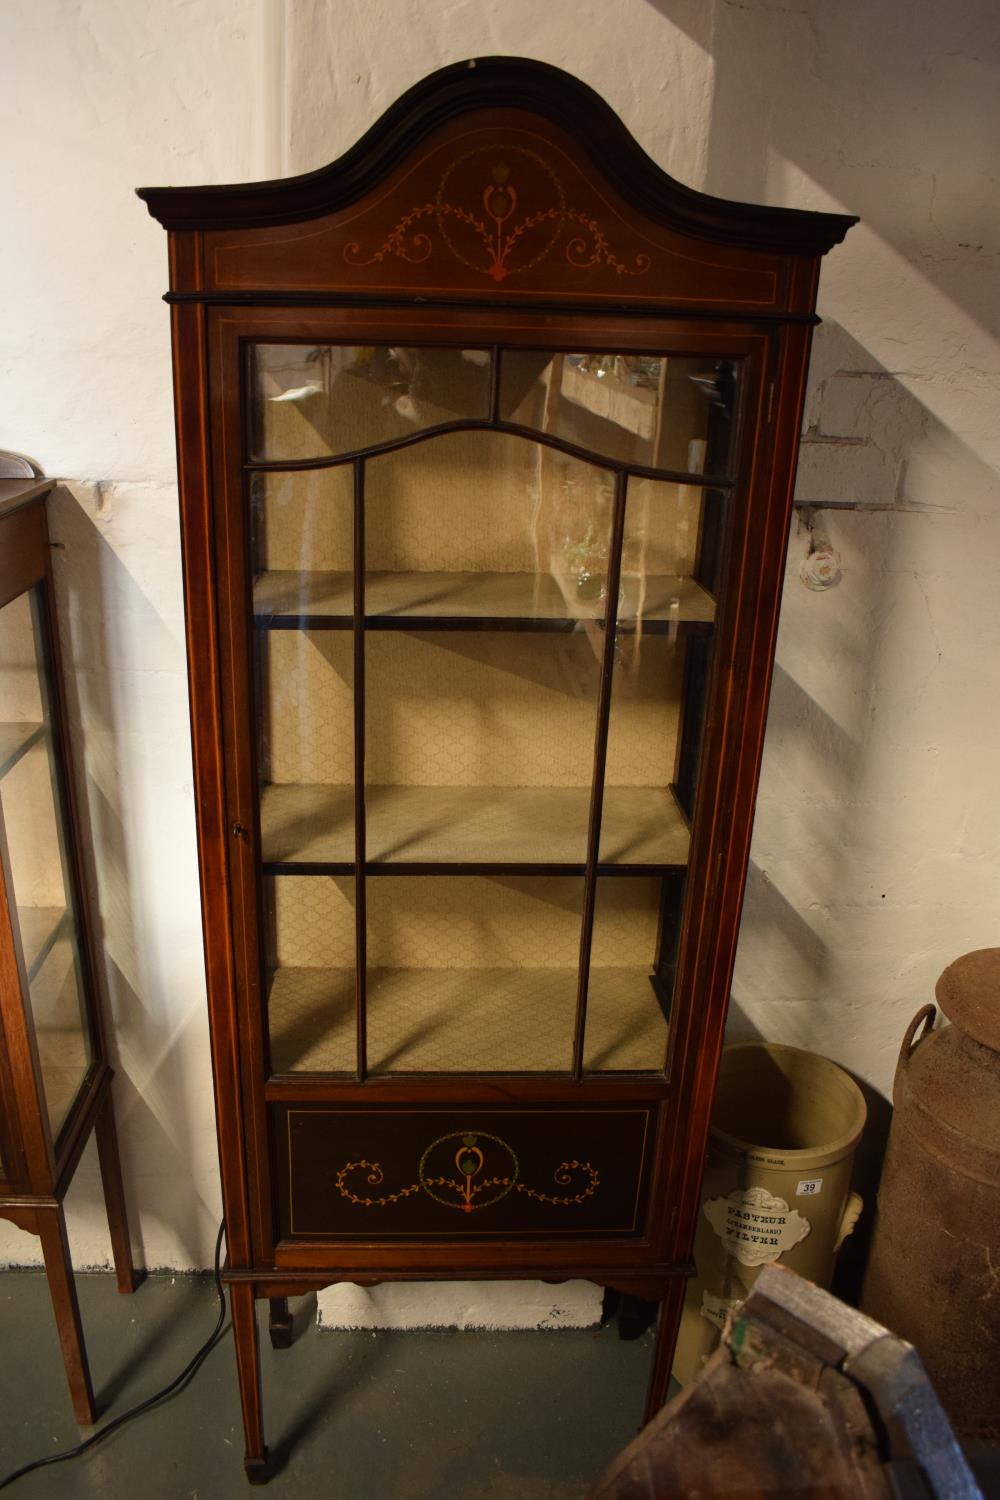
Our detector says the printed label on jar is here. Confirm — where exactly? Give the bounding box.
[796,1177,823,1197]
[700,1290,740,1331]
[702,1185,811,1267]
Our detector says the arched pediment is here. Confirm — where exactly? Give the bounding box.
[138,58,855,312]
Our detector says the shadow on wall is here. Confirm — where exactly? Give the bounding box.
[730,312,996,1026]
[725,311,998,1283]
[643,0,1000,342]
[634,0,999,1104]
[41,484,219,1271]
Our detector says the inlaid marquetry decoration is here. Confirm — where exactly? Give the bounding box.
[345,146,650,284]
[335,1129,600,1215]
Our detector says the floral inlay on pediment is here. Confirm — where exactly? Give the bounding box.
[345,144,650,284]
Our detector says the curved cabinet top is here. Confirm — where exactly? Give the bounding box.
[138,57,855,316]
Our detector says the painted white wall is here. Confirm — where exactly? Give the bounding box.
[0,0,271,1270]
[0,1,997,1290]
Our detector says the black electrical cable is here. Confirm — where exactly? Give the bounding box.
[0,1220,229,1491]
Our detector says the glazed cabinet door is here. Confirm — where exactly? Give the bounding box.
[235,334,754,1076]
[207,310,769,1253]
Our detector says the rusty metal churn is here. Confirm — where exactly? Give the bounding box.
[861,947,1000,1438]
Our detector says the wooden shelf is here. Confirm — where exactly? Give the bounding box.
[260,783,690,870]
[253,570,715,632]
[268,964,667,1074]
[0,721,44,779]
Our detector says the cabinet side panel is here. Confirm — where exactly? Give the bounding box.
[0,803,53,1190]
[208,313,275,1261]
[170,294,254,1266]
[25,557,107,1163]
[660,315,818,1265]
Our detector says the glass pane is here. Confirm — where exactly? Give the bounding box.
[366,630,601,865]
[367,876,583,1074]
[251,428,356,867]
[500,352,739,474]
[601,624,691,868]
[584,876,673,1072]
[362,432,613,865]
[257,629,355,867]
[365,430,616,626]
[588,478,729,1068]
[265,874,357,1073]
[251,468,355,626]
[619,476,710,625]
[0,591,93,1139]
[250,344,491,463]
[601,481,724,866]
[247,341,739,1083]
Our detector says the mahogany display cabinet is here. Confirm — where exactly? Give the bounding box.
[0,462,137,1426]
[138,59,855,1482]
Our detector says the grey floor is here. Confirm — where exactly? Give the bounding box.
[0,1272,654,1498]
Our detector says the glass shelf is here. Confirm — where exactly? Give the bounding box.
[253,569,715,632]
[267,963,667,1075]
[0,721,45,778]
[260,782,690,871]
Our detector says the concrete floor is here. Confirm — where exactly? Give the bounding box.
[3,1272,996,1498]
[0,1272,654,1498]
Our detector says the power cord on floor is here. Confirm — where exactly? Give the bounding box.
[0,1220,229,1491]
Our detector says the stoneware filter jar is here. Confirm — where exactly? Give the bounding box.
[861,947,1000,1438]
[673,1041,866,1386]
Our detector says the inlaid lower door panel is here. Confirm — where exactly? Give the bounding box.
[275,1104,656,1240]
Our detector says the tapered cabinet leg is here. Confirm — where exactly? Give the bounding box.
[230,1283,270,1484]
[37,1205,97,1426]
[268,1296,293,1350]
[644,1278,688,1423]
[94,1087,139,1294]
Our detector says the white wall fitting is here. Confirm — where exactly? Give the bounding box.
[0,2,997,1292]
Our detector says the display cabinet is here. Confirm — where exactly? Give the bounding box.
[0,459,137,1425]
[138,59,854,1481]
